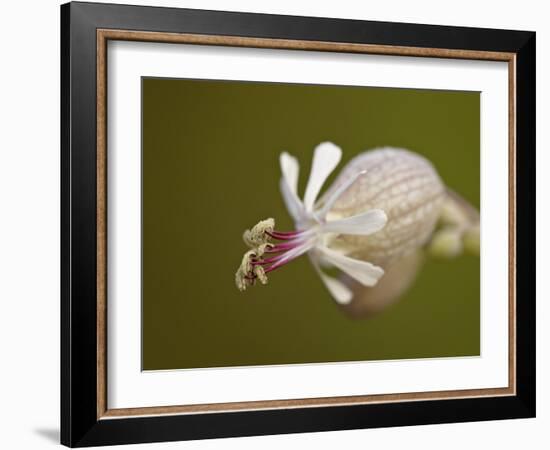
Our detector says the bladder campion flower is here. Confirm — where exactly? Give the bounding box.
[235,142,478,306]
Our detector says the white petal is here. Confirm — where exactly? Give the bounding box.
[279,152,303,221]
[279,178,303,222]
[303,142,342,212]
[316,170,366,218]
[280,152,299,195]
[317,272,354,305]
[309,255,353,304]
[321,209,387,235]
[317,246,384,287]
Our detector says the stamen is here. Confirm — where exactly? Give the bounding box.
[266,230,303,240]
[235,218,316,291]
[235,249,256,291]
[253,265,268,284]
[243,218,275,248]
[263,241,313,274]
[254,243,274,257]
[251,247,301,267]
[251,253,285,265]
[265,240,306,253]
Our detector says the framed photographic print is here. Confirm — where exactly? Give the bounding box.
[60,1,536,447]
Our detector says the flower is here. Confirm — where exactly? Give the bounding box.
[235,142,388,304]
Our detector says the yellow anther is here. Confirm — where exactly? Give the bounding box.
[254,265,268,285]
[243,218,275,248]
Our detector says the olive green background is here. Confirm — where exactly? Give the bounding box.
[142,77,480,370]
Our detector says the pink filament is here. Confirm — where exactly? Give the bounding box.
[266,230,304,240]
[246,228,310,280]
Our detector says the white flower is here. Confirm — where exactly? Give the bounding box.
[235,142,388,304]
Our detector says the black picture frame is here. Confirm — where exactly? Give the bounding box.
[61,1,535,447]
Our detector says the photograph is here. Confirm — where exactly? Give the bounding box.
[142,77,481,370]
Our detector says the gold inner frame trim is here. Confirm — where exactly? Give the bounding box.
[96,28,517,420]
